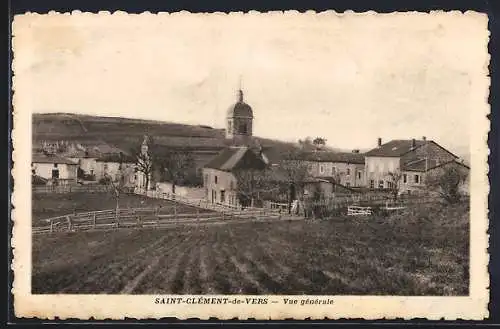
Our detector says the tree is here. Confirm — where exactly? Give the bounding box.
[279,148,310,213]
[104,164,129,225]
[298,137,314,151]
[387,170,403,201]
[233,169,277,208]
[136,151,153,191]
[426,165,468,204]
[162,151,193,194]
[312,137,327,150]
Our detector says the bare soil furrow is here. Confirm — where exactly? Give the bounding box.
[217,228,264,294]
[198,243,217,294]
[182,236,204,294]
[132,235,201,294]
[34,230,148,293]
[61,233,172,293]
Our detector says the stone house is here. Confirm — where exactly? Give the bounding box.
[94,153,136,186]
[364,137,462,194]
[31,154,78,185]
[64,149,101,180]
[202,146,267,207]
[292,151,365,188]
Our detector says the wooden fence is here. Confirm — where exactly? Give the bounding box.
[32,184,111,194]
[135,189,256,213]
[347,206,373,216]
[33,206,285,234]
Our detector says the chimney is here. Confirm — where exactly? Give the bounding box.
[377,138,382,147]
[422,136,427,141]
[411,138,416,149]
[352,149,360,153]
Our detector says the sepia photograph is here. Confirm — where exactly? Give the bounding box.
[12,11,490,319]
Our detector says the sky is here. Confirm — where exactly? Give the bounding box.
[13,12,489,155]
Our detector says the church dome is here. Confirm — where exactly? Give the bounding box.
[227,90,253,118]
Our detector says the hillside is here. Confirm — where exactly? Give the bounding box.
[32,112,298,159]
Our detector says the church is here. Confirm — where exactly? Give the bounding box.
[202,89,270,207]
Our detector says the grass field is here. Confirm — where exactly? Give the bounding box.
[32,192,212,224]
[32,202,469,295]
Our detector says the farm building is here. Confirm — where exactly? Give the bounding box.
[64,148,101,180]
[364,137,465,194]
[202,146,267,207]
[293,150,365,188]
[302,176,359,199]
[94,153,136,186]
[31,154,78,185]
[404,159,470,196]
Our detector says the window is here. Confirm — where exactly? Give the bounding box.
[357,172,362,180]
[378,180,384,189]
[214,175,218,184]
[346,182,351,187]
[220,190,225,203]
[332,166,336,174]
[54,163,58,168]
[239,123,247,134]
[346,168,351,175]
[403,174,407,184]
[52,169,59,179]
[387,181,392,189]
[90,169,94,175]
[414,174,420,184]
[319,164,325,174]
[370,180,374,189]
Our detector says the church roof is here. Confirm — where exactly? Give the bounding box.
[204,146,266,172]
[227,90,253,118]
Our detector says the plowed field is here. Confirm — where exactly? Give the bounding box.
[32,205,469,295]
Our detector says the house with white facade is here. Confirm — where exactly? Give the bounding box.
[31,154,78,185]
[364,137,467,194]
[202,146,267,207]
[297,150,365,188]
[95,153,136,186]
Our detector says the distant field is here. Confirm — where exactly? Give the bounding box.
[32,203,469,295]
[32,192,212,224]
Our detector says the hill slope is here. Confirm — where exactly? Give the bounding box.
[32,112,297,157]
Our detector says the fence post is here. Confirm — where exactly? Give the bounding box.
[66,215,72,232]
[50,219,53,233]
[93,212,96,229]
[174,203,177,219]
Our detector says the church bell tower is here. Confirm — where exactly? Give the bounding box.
[226,89,254,145]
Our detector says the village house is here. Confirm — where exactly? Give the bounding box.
[31,153,79,185]
[94,153,137,186]
[364,137,467,194]
[202,146,267,207]
[64,148,101,180]
[297,150,365,188]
